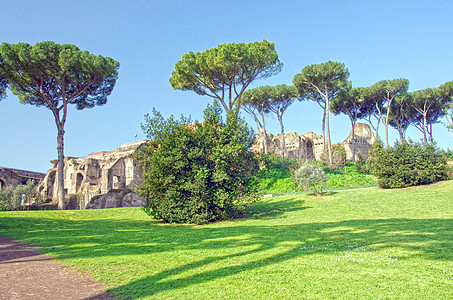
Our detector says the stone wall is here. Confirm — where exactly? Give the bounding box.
[38,140,148,208]
[0,167,45,189]
[252,123,375,161]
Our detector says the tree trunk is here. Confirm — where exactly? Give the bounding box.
[279,116,285,159]
[325,98,333,170]
[57,124,65,210]
[398,127,404,143]
[260,111,268,154]
[321,106,326,150]
[350,120,356,162]
[423,114,428,143]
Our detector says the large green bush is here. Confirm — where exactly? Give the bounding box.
[371,140,449,189]
[136,101,260,224]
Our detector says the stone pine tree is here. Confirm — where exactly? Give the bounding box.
[265,84,298,159]
[169,40,282,116]
[410,88,446,143]
[361,86,384,139]
[331,87,367,161]
[0,55,7,101]
[0,41,119,209]
[437,81,453,133]
[242,87,271,154]
[388,93,413,143]
[293,61,350,170]
[369,79,409,149]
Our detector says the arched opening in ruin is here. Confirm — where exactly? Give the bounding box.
[107,158,126,190]
[0,179,4,190]
[76,173,84,193]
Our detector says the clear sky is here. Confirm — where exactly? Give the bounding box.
[1,0,453,173]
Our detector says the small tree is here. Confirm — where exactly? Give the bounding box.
[294,162,328,196]
[0,180,42,211]
[136,101,260,224]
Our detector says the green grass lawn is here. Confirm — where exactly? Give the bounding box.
[1,181,453,299]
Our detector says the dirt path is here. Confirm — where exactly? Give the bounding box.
[0,236,113,300]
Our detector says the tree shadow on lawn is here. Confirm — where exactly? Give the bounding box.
[1,214,453,298]
[245,198,311,219]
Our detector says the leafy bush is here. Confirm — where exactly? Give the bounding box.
[294,162,328,195]
[354,153,368,174]
[0,180,42,211]
[371,140,449,189]
[136,101,260,224]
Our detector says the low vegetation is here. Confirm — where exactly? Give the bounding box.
[0,181,452,299]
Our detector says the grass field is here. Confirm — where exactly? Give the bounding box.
[1,180,453,299]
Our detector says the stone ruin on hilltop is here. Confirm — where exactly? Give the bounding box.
[251,123,376,161]
[38,140,148,209]
[35,123,375,210]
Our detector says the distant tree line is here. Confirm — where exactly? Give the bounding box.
[169,41,453,171]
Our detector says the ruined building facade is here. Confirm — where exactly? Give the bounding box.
[0,167,45,189]
[252,123,376,161]
[38,140,148,208]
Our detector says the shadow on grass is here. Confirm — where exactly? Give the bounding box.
[1,208,453,298]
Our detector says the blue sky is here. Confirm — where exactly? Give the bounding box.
[1,0,453,173]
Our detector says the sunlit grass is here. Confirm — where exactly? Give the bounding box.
[1,180,452,299]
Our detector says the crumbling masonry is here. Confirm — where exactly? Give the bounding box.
[38,140,148,209]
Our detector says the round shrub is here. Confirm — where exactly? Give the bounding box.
[294,162,328,195]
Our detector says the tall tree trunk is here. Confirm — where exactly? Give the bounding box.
[398,127,404,143]
[350,120,356,162]
[321,106,326,149]
[57,124,65,210]
[423,114,427,143]
[279,116,285,159]
[384,100,393,149]
[325,98,333,170]
[260,111,268,154]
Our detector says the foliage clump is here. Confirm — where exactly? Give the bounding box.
[320,145,346,169]
[370,139,450,188]
[0,180,41,211]
[136,101,260,224]
[294,162,328,195]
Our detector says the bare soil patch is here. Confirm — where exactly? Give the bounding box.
[0,236,113,300]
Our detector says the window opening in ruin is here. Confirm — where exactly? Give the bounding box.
[113,175,120,189]
[0,179,4,190]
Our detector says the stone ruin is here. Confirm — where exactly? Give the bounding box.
[37,140,148,209]
[0,167,45,189]
[252,123,376,161]
[8,123,375,210]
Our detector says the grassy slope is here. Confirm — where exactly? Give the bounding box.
[0,181,452,299]
[258,163,377,194]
